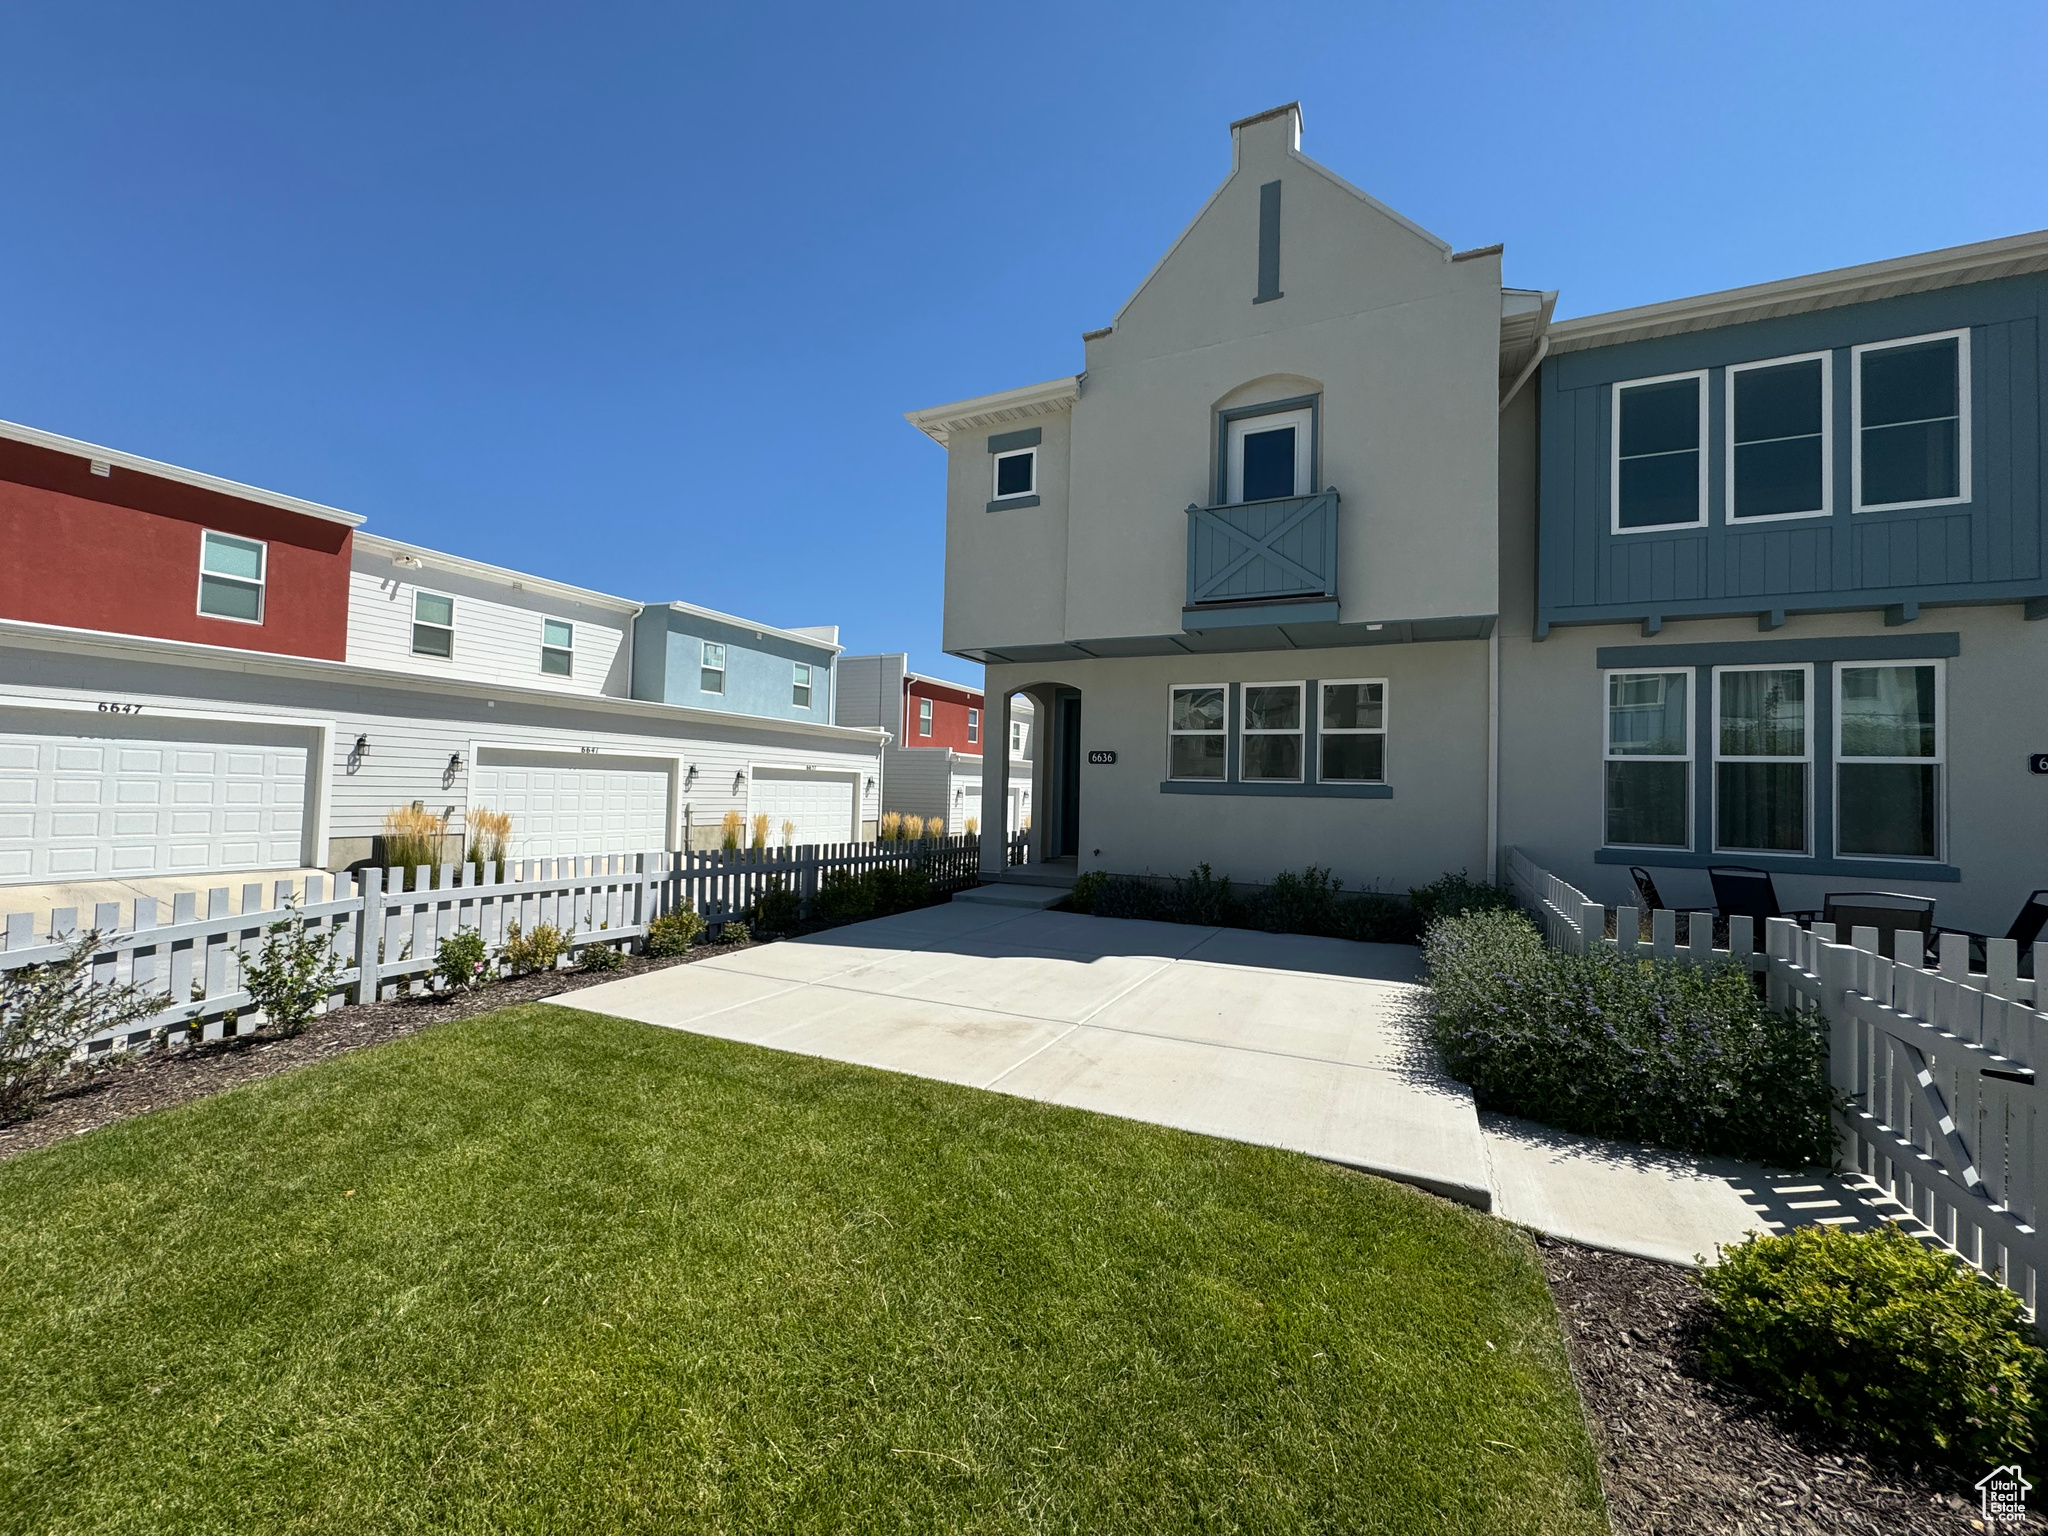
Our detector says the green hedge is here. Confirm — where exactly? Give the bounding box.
[1067,865,1512,945]
[1700,1225,2045,1468]
[813,866,935,924]
[1421,909,1833,1167]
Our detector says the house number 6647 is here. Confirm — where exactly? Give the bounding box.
[96,702,144,714]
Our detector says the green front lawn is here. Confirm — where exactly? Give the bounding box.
[0,1006,1607,1535]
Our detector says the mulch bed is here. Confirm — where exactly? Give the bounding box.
[1538,1235,2006,1534]
[0,935,763,1163]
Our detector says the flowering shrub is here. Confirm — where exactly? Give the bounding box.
[1421,909,1833,1167]
[433,928,492,994]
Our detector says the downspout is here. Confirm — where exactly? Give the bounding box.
[1487,625,1500,886]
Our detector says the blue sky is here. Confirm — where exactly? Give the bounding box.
[3,3,2043,685]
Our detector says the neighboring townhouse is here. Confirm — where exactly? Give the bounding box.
[0,418,888,891]
[837,653,1035,833]
[912,102,2048,936]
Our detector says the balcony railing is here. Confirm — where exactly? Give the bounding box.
[1183,490,1339,628]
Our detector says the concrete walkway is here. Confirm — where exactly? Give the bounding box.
[563,901,1886,1263]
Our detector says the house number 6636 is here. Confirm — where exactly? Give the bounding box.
[96,702,144,714]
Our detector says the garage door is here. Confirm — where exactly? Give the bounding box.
[750,767,856,846]
[0,714,312,885]
[471,750,671,861]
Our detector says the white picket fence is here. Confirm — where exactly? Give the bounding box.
[1,832,1028,1054]
[1506,847,2048,1312]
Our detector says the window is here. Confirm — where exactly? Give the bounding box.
[1727,353,1830,521]
[1226,407,1313,504]
[411,591,454,658]
[992,448,1036,501]
[967,707,979,743]
[792,662,813,709]
[540,618,574,676]
[1167,685,1225,780]
[1714,666,1811,854]
[1011,720,1026,756]
[917,697,933,736]
[1836,663,1942,860]
[1854,330,1969,511]
[700,641,725,694]
[197,531,266,622]
[1241,682,1303,782]
[1319,680,1386,783]
[1603,671,1690,848]
[1611,372,1707,531]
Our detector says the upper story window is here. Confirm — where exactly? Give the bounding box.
[1603,671,1690,849]
[967,707,979,743]
[1167,685,1225,780]
[918,697,933,737]
[411,591,455,658]
[992,448,1036,501]
[792,662,813,709]
[1853,330,1969,512]
[1319,680,1386,784]
[1011,720,1027,756]
[197,531,265,623]
[540,619,574,676]
[1225,405,1313,503]
[700,641,725,694]
[1727,354,1830,521]
[1612,372,1707,531]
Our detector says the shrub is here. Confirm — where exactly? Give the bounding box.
[1163,864,1238,926]
[1252,865,1340,934]
[815,869,877,923]
[1421,908,1833,1167]
[644,909,705,958]
[1092,875,1164,922]
[577,940,625,973]
[755,883,802,933]
[1068,870,1108,914]
[720,810,744,852]
[1,931,164,1123]
[434,928,492,993]
[1334,891,1418,945]
[1699,1225,2046,1469]
[1409,870,1517,926]
[381,803,446,886]
[722,921,751,945]
[501,922,567,976]
[464,807,512,877]
[239,896,349,1037]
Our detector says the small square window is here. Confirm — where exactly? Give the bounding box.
[792,662,813,709]
[411,591,455,658]
[198,531,266,623]
[540,618,574,677]
[993,449,1036,500]
[918,697,933,737]
[701,641,726,695]
[967,707,979,744]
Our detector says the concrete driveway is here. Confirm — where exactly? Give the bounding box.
[563,897,1495,1207]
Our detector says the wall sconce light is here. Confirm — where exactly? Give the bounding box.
[346,734,369,775]
[684,763,698,788]
[732,770,746,794]
[443,752,464,789]
[864,777,876,795]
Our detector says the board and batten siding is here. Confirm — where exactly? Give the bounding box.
[345,566,631,698]
[1538,273,2045,630]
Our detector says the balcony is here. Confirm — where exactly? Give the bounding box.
[1183,490,1340,630]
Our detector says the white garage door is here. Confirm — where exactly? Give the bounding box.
[750,768,856,846]
[0,714,312,885]
[471,750,671,861]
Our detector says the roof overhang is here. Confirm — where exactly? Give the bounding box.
[355,531,643,614]
[904,377,1081,447]
[653,599,846,654]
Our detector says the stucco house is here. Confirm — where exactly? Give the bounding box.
[912,102,2048,937]
[837,654,1034,834]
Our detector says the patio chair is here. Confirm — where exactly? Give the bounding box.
[1934,889,2048,978]
[1707,865,1820,925]
[1820,891,1936,962]
[1627,866,1666,912]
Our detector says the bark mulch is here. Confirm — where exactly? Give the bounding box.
[0,936,760,1164]
[1539,1234,2012,1534]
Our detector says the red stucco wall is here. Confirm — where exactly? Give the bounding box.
[0,438,352,660]
[904,679,983,753]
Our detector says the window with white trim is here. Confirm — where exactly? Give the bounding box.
[1714,665,1811,854]
[1241,682,1303,782]
[1167,685,1225,780]
[1727,353,1830,521]
[1854,330,1969,511]
[1010,720,1026,756]
[1612,372,1707,531]
[918,697,933,737]
[967,707,979,743]
[197,531,266,622]
[1225,406,1313,504]
[992,448,1036,501]
[540,618,574,676]
[700,640,725,694]
[1318,680,1385,783]
[411,590,455,658]
[792,662,813,709]
[1836,662,1942,860]
[1602,671,1690,849]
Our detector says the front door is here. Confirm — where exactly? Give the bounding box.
[1057,694,1081,858]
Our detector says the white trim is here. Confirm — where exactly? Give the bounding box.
[1724,351,1834,524]
[354,532,641,616]
[1851,328,1972,513]
[1315,677,1387,785]
[196,529,267,625]
[990,446,1038,502]
[903,377,1081,447]
[1239,680,1305,784]
[917,696,933,737]
[1610,370,1709,534]
[1600,667,1693,852]
[410,588,457,660]
[1165,682,1227,782]
[966,706,979,744]
[1831,658,1946,864]
[1226,407,1315,505]
[700,639,726,695]
[1711,662,1814,857]
[540,617,575,678]
[791,660,814,711]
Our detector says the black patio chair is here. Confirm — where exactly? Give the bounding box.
[1821,891,1936,962]
[1707,865,1820,925]
[1628,866,1666,912]
[1934,889,2048,978]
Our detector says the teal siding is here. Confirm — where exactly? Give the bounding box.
[1538,274,2047,632]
